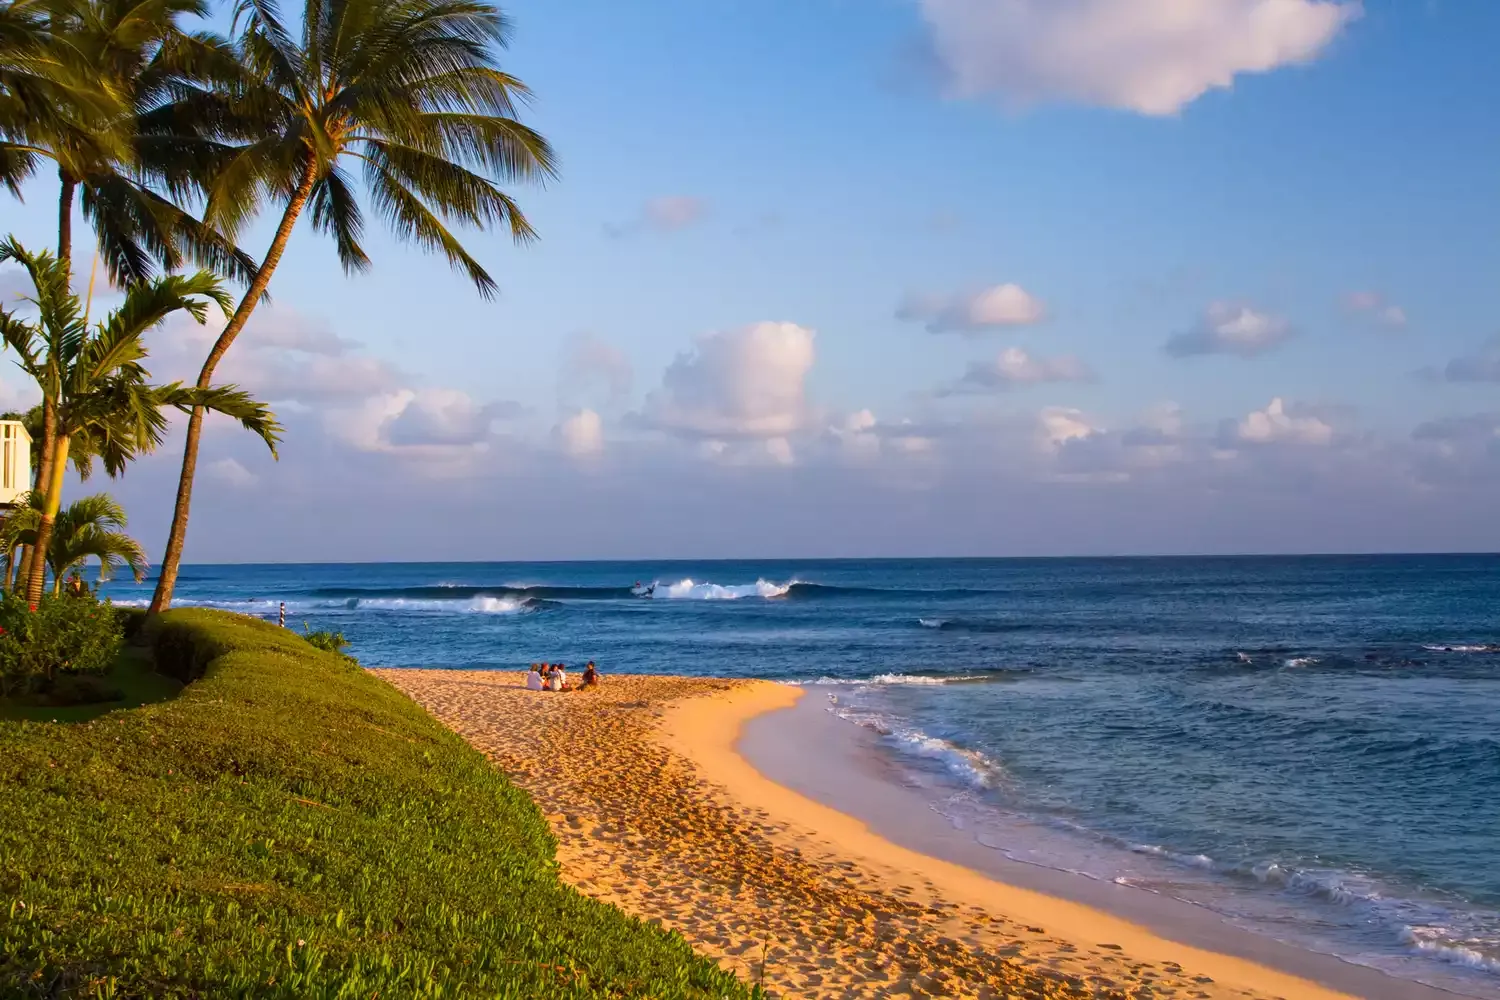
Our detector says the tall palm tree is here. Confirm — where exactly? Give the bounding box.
[2,0,262,589]
[0,237,282,604]
[147,0,554,612]
[0,0,258,287]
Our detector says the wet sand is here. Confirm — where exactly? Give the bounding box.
[373,669,1421,999]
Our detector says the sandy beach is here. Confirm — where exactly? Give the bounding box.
[373,669,1399,1000]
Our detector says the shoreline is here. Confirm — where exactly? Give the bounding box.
[376,669,1456,999]
[714,684,1467,1000]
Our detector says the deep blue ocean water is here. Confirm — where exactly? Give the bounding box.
[104,556,1500,996]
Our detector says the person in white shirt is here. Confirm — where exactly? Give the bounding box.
[526,664,544,691]
[548,665,567,692]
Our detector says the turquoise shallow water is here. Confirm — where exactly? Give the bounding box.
[105,555,1500,996]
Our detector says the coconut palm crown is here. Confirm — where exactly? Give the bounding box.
[0,236,282,603]
[148,0,555,612]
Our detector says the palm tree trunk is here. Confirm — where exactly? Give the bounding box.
[3,545,14,592]
[24,434,68,605]
[57,170,76,274]
[148,156,318,615]
[15,398,57,593]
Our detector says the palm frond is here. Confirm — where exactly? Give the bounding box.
[158,381,281,455]
[365,157,496,296]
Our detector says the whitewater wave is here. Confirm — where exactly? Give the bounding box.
[794,670,1022,687]
[1284,656,1320,668]
[827,706,1007,789]
[649,578,795,600]
[1423,644,1500,654]
[1402,928,1500,975]
[346,595,542,614]
[313,584,632,601]
[115,595,553,615]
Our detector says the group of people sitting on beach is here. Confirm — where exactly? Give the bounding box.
[526,661,599,693]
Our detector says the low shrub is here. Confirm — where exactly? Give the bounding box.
[0,593,124,698]
[302,625,358,665]
[0,609,755,998]
[114,605,149,643]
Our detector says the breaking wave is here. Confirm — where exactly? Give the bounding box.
[649,578,795,600]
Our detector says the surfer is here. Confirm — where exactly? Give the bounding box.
[632,580,655,598]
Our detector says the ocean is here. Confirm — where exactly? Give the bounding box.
[103,555,1500,997]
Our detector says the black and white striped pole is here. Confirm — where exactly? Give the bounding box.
[278,602,286,628]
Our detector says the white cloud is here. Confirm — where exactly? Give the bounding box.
[1343,291,1407,329]
[641,321,816,439]
[942,347,1091,393]
[324,387,516,456]
[1037,406,1100,451]
[919,0,1361,116]
[897,283,1046,333]
[1165,301,1293,358]
[1236,397,1334,445]
[204,457,257,487]
[605,195,709,237]
[765,437,795,465]
[557,409,604,458]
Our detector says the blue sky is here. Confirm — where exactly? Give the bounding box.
[2,0,1499,560]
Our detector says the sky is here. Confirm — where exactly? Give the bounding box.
[1,0,1498,562]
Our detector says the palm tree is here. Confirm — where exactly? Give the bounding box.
[2,0,262,588]
[46,493,147,593]
[0,237,282,604]
[0,493,146,594]
[0,491,37,591]
[147,0,555,612]
[0,0,259,287]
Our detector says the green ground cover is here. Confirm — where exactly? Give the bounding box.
[0,609,755,999]
[0,645,182,724]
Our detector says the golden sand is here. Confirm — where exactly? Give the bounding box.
[372,669,1360,1000]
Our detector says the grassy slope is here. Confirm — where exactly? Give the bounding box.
[0,646,183,723]
[0,610,753,999]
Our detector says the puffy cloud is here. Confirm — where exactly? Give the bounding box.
[320,387,519,458]
[204,457,257,487]
[941,347,1091,394]
[826,409,938,464]
[1236,397,1334,445]
[918,0,1360,116]
[897,283,1046,333]
[1343,291,1407,329]
[385,389,516,447]
[557,409,604,458]
[564,332,633,401]
[605,195,709,238]
[1037,406,1100,451]
[1437,339,1500,383]
[640,321,816,439]
[1165,301,1293,358]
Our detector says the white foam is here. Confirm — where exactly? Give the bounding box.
[651,578,794,600]
[1423,644,1497,654]
[919,618,946,628]
[796,673,967,686]
[350,596,530,614]
[1401,928,1500,974]
[1131,843,1217,869]
[1284,656,1319,668]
